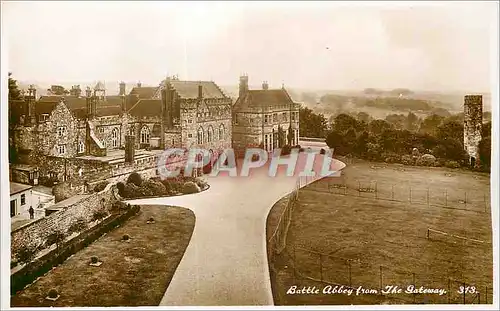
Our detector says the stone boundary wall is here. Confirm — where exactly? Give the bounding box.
[11,183,118,261]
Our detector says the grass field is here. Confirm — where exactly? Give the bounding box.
[268,158,492,305]
[11,205,195,307]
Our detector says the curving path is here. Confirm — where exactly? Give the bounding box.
[126,153,345,306]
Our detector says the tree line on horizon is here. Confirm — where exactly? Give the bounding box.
[299,106,491,171]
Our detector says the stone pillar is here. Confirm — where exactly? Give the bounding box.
[125,135,135,164]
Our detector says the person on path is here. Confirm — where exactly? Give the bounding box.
[28,206,34,219]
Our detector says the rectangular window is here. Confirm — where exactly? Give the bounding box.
[58,144,66,155]
[10,200,16,217]
[188,119,193,124]
[188,133,193,138]
[99,127,104,133]
[272,113,277,123]
[21,194,26,205]
[264,135,268,151]
[40,114,49,122]
[57,126,66,137]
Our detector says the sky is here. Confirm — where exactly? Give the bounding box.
[1,1,498,92]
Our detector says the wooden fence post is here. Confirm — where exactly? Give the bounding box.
[427,187,430,206]
[379,265,383,292]
[409,187,412,203]
[319,254,323,282]
[412,273,416,303]
[464,192,467,209]
[463,282,466,304]
[391,185,394,201]
[348,259,352,287]
[448,279,451,303]
[445,189,448,207]
[375,181,378,199]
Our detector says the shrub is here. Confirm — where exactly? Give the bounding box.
[92,209,108,222]
[46,231,66,249]
[17,245,38,264]
[182,181,201,194]
[122,234,130,241]
[47,289,59,299]
[194,178,208,190]
[281,145,292,156]
[383,153,401,164]
[93,181,109,192]
[122,183,142,198]
[401,155,414,166]
[67,218,87,234]
[416,154,436,167]
[90,256,99,264]
[320,148,326,155]
[127,172,143,187]
[142,179,167,196]
[116,182,125,195]
[299,148,305,152]
[444,160,460,169]
[148,217,155,222]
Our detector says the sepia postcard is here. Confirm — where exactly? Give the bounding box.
[1,1,498,310]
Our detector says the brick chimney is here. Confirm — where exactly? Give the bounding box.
[262,81,269,90]
[198,84,203,99]
[85,87,94,119]
[125,135,135,163]
[239,74,248,99]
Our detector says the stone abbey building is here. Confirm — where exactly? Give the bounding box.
[232,75,300,156]
[9,76,300,184]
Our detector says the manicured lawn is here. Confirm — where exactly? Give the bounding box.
[267,158,492,305]
[11,205,195,307]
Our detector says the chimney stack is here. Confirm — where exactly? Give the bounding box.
[239,74,249,99]
[198,84,203,99]
[86,87,95,119]
[119,81,126,96]
[262,81,269,90]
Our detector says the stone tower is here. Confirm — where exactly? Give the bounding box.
[463,95,483,167]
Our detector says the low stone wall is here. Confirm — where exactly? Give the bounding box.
[11,205,141,295]
[10,184,118,262]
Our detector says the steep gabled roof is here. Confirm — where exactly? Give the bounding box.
[169,81,226,99]
[129,86,158,99]
[234,89,295,110]
[127,99,162,118]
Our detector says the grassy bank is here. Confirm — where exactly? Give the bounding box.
[267,159,492,305]
[11,205,195,307]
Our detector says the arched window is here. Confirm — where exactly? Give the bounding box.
[140,126,150,144]
[207,126,213,143]
[111,128,119,147]
[78,141,85,153]
[219,124,225,140]
[197,127,204,145]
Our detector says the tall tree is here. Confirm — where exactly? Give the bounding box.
[8,72,22,100]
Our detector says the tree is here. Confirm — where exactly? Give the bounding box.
[405,112,419,131]
[478,136,491,169]
[332,113,358,134]
[299,107,328,138]
[418,114,445,136]
[8,72,22,100]
[437,120,464,143]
